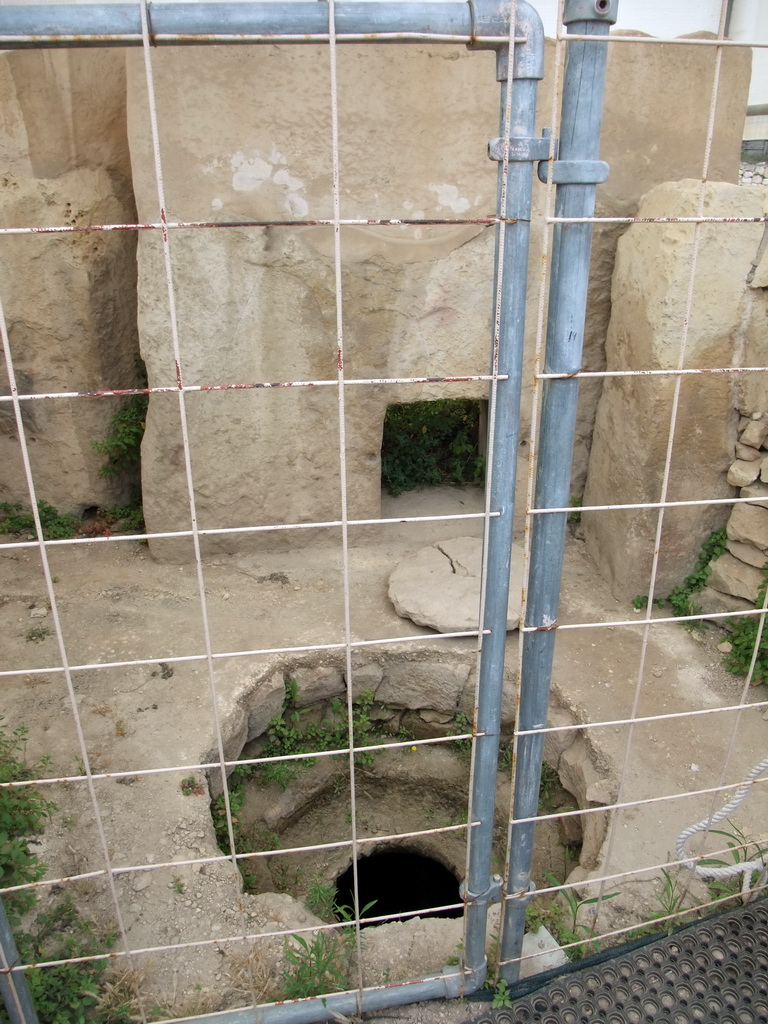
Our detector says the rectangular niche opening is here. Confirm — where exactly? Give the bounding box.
[380,398,487,497]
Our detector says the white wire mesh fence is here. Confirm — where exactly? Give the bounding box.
[2,0,768,1022]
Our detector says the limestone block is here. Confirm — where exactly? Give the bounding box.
[245,671,287,741]
[727,503,768,551]
[558,738,614,869]
[735,442,762,461]
[698,585,753,626]
[708,553,764,603]
[292,666,344,707]
[418,709,454,725]
[347,662,384,701]
[388,538,524,633]
[543,707,579,767]
[376,660,470,715]
[457,665,517,730]
[726,539,768,569]
[741,482,768,510]
[583,181,768,600]
[739,418,768,449]
[728,460,761,487]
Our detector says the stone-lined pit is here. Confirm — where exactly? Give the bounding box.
[209,652,594,935]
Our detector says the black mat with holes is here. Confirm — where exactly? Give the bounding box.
[465,900,768,1024]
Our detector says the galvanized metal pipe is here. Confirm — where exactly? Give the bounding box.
[498,0,617,985]
[0,900,39,1024]
[463,2,544,980]
[0,1,517,47]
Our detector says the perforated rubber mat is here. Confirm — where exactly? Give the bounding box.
[467,900,768,1024]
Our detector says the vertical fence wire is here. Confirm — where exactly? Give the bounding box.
[325,0,367,1001]
[136,1,264,1013]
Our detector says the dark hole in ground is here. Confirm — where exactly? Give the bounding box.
[335,850,462,926]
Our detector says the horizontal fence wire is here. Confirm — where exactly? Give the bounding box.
[3,0,768,1021]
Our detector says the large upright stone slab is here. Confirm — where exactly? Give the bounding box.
[0,49,138,515]
[583,182,768,600]
[0,170,139,514]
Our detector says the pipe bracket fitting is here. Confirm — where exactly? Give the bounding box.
[460,874,504,906]
[563,0,618,25]
[507,881,536,907]
[537,159,610,185]
[488,135,554,163]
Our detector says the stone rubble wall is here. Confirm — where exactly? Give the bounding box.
[0,37,751,559]
[703,415,768,606]
[740,160,768,186]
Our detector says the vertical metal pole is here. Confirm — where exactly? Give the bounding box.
[499,0,617,984]
[463,0,544,978]
[0,899,39,1024]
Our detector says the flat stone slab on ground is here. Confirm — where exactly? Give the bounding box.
[388,537,524,633]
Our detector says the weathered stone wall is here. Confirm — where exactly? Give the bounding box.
[582,180,768,601]
[0,50,138,514]
[0,36,751,550]
[126,37,749,557]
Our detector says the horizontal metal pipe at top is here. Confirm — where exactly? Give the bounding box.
[0,0,522,46]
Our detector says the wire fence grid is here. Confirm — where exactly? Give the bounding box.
[2,0,768,1022]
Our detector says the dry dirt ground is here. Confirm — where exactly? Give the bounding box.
[2,483,767,1023]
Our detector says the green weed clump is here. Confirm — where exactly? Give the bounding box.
[633,529,727,617]
[92,359,148,481]
[282,900,374,1000]
[211,682,412,893]
[381,399,485,496]
[723,567,768,682]
[0,719,136,1024]
[0,500,78,540]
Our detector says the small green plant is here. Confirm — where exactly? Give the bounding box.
[544,873,621,960]
[10,896,129,1024]
[723,567,768,683]
[700,822,768,907]
[100,501,145,532]
[634,867,688,938]
[92,359,148,480]
[568,496,582,526]
[538,762,561,812]
[381,399,485,496]
[171,876,186,894]
[282,930,351,999]
[25,624,52,643]
[306,881,336,920]
[262,760,303,790]
[0,720,57,923]
[114,719,126,738]
[180,774,205,796]
[448,712,473,757]
[492,979,513,1009]
[0,500,77,540]
[633,529,727,619]
[0,720,137,1024]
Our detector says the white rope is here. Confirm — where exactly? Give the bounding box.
[676,754,768,899]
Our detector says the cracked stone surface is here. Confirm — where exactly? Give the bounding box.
[387,536,525,633]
